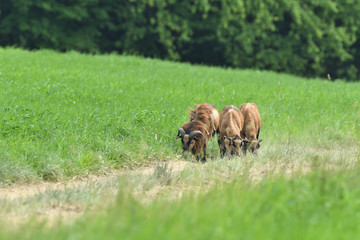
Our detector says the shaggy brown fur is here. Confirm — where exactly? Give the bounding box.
[177,103,219,162]
[240,103,262,154]
[189,103,219,140]
[218,105,244,157]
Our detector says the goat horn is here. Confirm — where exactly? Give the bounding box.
[177,128,186,139]
[189,131,204,141]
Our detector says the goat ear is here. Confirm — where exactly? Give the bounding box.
[177,128,185,139]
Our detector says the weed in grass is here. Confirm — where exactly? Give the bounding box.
[153,163,173,186]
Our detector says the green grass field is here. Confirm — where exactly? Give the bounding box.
[1,48,360,239]
[1,48,359,184]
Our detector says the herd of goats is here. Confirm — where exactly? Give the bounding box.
[176,103,262,162]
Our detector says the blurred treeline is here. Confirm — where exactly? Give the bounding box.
[1,0,360,81]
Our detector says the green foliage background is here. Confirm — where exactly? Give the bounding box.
[1,0,360,80]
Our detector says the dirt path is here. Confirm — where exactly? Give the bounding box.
[3,145,357,201]
[0,159,191,200]
[0,159,193,228]
[1,145,358,228]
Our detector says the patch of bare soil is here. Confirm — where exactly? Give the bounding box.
[0,159,190,200]
[0,171,122,200]
[0,159,193,227]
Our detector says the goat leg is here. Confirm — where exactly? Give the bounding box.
[201,146,207,163]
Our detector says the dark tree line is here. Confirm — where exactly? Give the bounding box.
[1,0,360,80]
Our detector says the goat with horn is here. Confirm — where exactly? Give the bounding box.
[176,103,219,162]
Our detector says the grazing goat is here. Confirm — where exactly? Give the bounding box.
[189,103,219,139]
[240,103,262,154]
[218,105,244,157]
[177,103,219,162]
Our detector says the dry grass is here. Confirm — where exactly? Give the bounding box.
[0,143,358,228]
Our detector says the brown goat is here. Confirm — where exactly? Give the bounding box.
[177,103,219,162]
[189,103,219,139]
[240,103,262,154]
[218,105,244,157]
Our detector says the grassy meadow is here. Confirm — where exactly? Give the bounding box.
[0,48,360,239]
[0,48,359,184]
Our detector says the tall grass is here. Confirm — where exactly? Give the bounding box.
[3,164,360,239]
[0,48,359,183]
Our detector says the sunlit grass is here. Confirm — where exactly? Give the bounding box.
[0,48,359,184]
[3,162,360,240]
